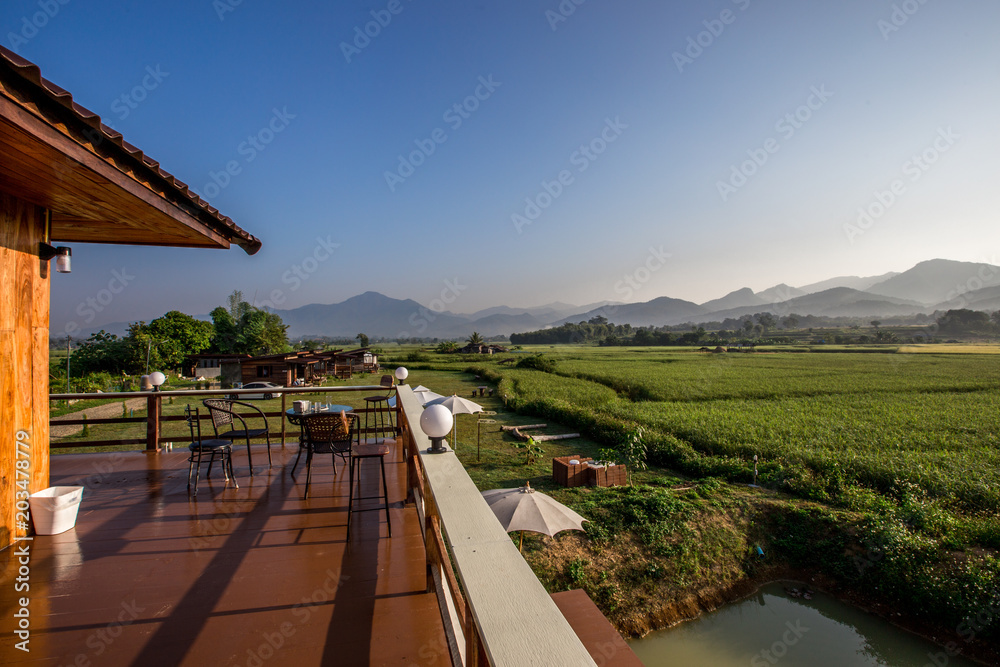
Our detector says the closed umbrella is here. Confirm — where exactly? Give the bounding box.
[423,394,482,449]
[481,482,589,550]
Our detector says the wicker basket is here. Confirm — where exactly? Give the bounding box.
[552,455,593,487]
[587,463,627,487]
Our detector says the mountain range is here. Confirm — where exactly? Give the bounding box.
[72,259,1000,340]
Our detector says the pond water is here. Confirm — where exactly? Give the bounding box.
[628,582,980,666]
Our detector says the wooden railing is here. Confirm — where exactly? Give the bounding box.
[48,385,391,450]
[394,386,596,666]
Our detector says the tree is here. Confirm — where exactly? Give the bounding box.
[211,291,290,355]
[937,309,992,334]
[210,307,239,353]
[148,311,213,370]
[756,312,777,334]
[870,320,881,329]
[356,333,370,348]
[782,314,800,330]
[467,331,484,346]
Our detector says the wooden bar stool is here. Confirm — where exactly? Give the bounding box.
[347,441,391,538]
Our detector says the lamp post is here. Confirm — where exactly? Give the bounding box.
[394,366,408,385]
[420,404,453,454]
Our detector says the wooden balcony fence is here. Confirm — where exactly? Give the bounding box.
[48,385,598,666]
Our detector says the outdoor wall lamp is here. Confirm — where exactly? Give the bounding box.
[420,403,453,454]
[394,366,408,385]
[149,372,166,392]
[39,243,72,273]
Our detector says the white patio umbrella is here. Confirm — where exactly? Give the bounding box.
[481,482,589,550]
[423,394,482,449]
[413,386,446,406]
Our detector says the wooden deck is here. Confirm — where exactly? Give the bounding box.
[0,443,449,666]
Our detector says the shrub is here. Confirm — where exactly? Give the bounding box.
[515,354,556,373]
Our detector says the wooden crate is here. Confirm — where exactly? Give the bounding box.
[552,455,592,488]
[587,464,627,487]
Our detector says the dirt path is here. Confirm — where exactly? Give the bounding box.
[50,398,147,438]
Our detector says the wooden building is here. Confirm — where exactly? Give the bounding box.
[0,47,260,550]
[182,353,250,378]
[239,350,340,386]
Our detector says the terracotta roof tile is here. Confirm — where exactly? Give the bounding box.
[0,46,262,254]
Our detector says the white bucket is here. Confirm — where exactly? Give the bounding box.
[29,486,84,535]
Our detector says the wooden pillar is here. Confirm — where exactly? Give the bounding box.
[0,192,49,550]
[146,394,161,452]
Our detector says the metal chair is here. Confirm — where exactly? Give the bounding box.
[362,374,395,441]
[184,405,237,496]
[291,411,358,499]
[203,398,273,474]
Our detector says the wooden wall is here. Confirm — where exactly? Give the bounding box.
[0,191,49,551]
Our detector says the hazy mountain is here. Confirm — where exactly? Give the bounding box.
[776,287,924,317]
[699,288,765,312]
[756,284,807,303]
[458,313,547,336]
[67,258,1000,341]
[696,287,925,323]
[274,291,469,339]
[461,301,618,324]
[797,272,899,294]
[866,259,1000,305]
[557,296,706,327]
[932,285,1000,313]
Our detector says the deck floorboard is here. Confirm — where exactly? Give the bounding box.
[0,443,449,666]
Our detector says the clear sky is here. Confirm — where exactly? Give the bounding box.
[5,0,999,333]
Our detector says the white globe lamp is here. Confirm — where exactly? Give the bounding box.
[420,404,453,454]
[149,372,166,391]
[394,366,408,385]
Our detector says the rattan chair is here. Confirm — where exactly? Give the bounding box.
[203,398,273,473]
[184,405,237,496]
[291,411,358,499]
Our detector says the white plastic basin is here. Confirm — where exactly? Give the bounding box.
[29,486,84,535]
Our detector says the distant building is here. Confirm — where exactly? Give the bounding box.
[457,343,508,354]
[183,353,250,378]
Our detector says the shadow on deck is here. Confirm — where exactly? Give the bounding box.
[0,443,449,666]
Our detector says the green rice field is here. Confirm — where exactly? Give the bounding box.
[471,347,1000,515]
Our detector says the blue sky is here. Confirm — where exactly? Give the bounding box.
[5,0,999,333]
